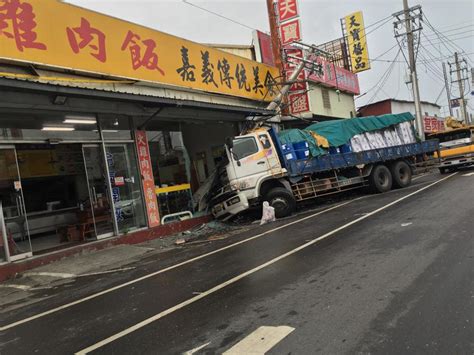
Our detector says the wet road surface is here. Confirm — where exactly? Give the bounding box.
[0,170,473,354]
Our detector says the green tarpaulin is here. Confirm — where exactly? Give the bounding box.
[278,129,327,157]
[305,112,415,147]
[277,112,416,157]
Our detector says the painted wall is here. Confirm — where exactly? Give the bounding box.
[307,84,357,119]
[391,101,441,116]
[358,100,392,116]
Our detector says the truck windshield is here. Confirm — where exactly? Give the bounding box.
[232,137,258,160]
[429,129,472,143]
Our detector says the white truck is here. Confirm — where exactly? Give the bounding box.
[209,117,439,220]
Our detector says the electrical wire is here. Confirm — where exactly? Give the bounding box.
[181,0,258,32]
[356,48,401,103]
[424,15,474,66]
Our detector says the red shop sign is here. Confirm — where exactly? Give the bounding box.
[135,130,160,227]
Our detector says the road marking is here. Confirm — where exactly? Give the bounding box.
[401,222,413,227]
[223,326,295,355]
[23,272,76,279]
[0,284,32,291]
[183,341,211,355]
[0,198,357,332]
[462,172,474,176]
[75,173,456,354]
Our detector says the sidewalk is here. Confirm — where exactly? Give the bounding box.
[0,215,212,283]
[0,217,255,312]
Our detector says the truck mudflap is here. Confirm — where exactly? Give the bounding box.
[212,191,249,220]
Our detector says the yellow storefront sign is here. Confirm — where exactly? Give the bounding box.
[0,0,279,102]
[344,11,371,73]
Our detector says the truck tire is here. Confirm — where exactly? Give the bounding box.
[265,187,296,218]
[439,167,448,174]
[390,160,412,188]
[369,164,393,193]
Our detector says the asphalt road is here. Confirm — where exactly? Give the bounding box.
[1,170,473,354]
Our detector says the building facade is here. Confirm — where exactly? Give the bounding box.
[0,0,278,262]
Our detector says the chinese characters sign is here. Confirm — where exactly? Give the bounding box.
[344,11,370,73]
[423,116,445,133]
[306,54,360,95]
[0,0,279,102]
[277,0,299,23]
[279,18,301,46]
[135,131,160,228]
[288,92,310,114]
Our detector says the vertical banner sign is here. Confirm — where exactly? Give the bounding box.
[277,0,299,22]
[344,11,370,73]
[135,131,160,228]
[288,92,310,114]
[276,0,309,115]
[279,19,302,46]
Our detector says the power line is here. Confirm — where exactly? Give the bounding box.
[181,0,258,32]
[424,15,474,66]
[357,48,402,103]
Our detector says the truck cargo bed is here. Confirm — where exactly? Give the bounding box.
[285,140,439,177]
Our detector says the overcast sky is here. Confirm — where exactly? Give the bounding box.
[68,0,473,116]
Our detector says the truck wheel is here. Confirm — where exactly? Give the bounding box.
[369,164,393,193]
[265,187,296,218]
[439,167,448,174]
[390,161,412,188]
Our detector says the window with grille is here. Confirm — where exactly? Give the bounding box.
[321,89,331,109]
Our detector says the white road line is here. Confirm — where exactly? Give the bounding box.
[0,284,32,291]
[223,326,295,355]
[23,272,76,279]
[75,172,457,354]
[462,172,474,176]
[183,341,211,355]
[0,198,357,332]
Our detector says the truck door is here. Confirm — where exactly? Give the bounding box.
[230,133,282,181]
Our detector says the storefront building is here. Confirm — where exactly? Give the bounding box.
[0,0,277,262]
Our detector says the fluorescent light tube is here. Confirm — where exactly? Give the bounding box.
[64,119,97,124]
[42,126,75,131]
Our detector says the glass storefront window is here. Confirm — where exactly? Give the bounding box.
[100,117,132,141]
[105,143,147,233]
[0,115,100,141]
[147,131,193,219]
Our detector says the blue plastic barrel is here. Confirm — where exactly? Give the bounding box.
[339,144,352,153]
[281,143,296,161]
[329,146,340,155]
[292,141,310,160]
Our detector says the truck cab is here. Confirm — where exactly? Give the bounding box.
[210,128,287,219]
[428,126,474,173]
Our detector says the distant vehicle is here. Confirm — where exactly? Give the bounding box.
[427,119,474,174]
[210,114,439,220]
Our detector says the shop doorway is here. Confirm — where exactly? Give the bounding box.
[82,145,115,239]
[0,146,32,262]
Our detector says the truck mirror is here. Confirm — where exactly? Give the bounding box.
[225,136,234,149]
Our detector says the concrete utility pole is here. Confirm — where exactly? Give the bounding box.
[442,62,453,116]
[453,52,469,123]
[403,0,425,140]
[266,0,283,75]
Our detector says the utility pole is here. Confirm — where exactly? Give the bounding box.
[393,2,424,139]
[452,52,469,123]
[403,0,424,140]
[442,62,453,116]
[266,0,283,75]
